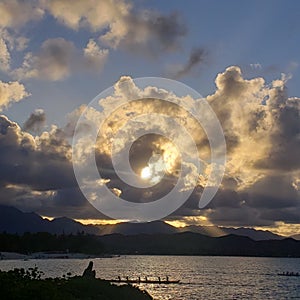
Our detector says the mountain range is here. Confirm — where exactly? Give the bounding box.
[0,205,299,241]
[0,205,98,235]
[97,232,300,257]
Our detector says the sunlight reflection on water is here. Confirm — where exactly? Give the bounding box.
[0,256,300,299]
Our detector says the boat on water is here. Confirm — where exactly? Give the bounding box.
[109,276,180,284]
[278,272,299,277]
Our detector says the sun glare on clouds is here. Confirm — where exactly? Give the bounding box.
[140,154,166,184]
[141,166,151,180]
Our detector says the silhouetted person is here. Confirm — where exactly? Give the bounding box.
[82,261,96,278]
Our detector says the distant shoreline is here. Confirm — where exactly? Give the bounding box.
[1,252,300,260]
[0,252,119,260]
[1,231,300,258]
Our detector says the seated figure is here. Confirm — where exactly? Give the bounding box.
[82,261,96,278]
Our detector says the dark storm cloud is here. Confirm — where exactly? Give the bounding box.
[149,12,186,49]
[62,105,92,138]
[0,112,180,218]
[169,188,298,228]
[245,175,299,209]
[14,38,108,81]
[211,175,300,227]
[23,109,46,133]
[91,70,299,227]
[38,188,106,219]
[42,1,186,57]
[206,189,244,209]
[31,38,75,81]
[205,206,275,227]
[164,69,299,228]
[259,207,300,224]
[128,134,173,173]
[0,115,75,191]
[0,184,51,213]
[0,114,104,218]
[0,184,105,219]
[170,185,244,220]
[173,48,206,79]
[122,11,187,56]
[1,67,300,226]
[169,173,300,227]
[94,125,183,205]
[256,92,300,171]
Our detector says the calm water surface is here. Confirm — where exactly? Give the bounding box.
[1,256,300,299]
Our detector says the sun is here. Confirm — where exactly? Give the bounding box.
[141,166,152,180]
[140,154,167,183]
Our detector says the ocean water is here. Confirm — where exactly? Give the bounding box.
[0,256,299,299]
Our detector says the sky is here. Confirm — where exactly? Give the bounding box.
[0,0,299,236]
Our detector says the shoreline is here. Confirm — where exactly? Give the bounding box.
[0,252,119,260]
[1,252,300,260]
[0,266,153,300]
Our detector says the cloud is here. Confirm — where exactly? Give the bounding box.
[0,114,106,218]
[23,109,46,133]
[13,38,109,81]
[0,0,38,75]
[43,0,186,55]
[1,31,29,52]
[172,174,300,228]
[111,11,186,55]
[71,76,221,212]
[0,80,29,110]
[69,69,290,224]
[0,0,186,84]
[256,92,300,171]
[0,29,29,75]
[171,48,206,79]
[0,0,44,29]
[42,0,130,32]
[0,37,10,71]
[245,175,299,209]
[13,38,74,81]
[0,66,299,227]
[205,67,269,185]
[0,115,74,189]
[169,66,300,228]
[1,0,185,82]
[200,173,300,227]
[83,39,109,70]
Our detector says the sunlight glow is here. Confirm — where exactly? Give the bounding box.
[139,153,167,184]
[74,219,124,225]
[141,166,152,180]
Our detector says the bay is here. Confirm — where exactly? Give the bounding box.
[0,255,300,299]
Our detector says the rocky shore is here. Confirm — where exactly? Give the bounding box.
[0,264,153,300]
